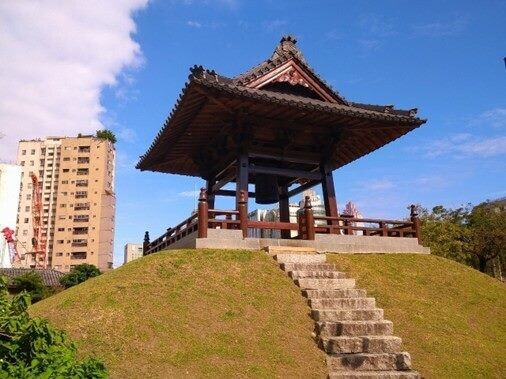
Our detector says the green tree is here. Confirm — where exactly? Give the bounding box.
[12,272,51,303]
[420,202,506,277]
[466,202,506,273]
[60,264,101,288]
[96,129,117,144]
[0,276,107,378]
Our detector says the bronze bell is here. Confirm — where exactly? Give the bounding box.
[255,174,279,204]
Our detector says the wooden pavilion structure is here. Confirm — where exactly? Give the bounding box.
[138,36,426,255]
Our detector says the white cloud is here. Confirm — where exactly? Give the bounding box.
[187,20,202,28]
[412,16,468,37]
[0,1,148,161]
[359,14,396,37]
[263,19,288,31]
[426,134,506,158]
[362,179,394,191]
[178,190,200,197]
[469,108,506,129]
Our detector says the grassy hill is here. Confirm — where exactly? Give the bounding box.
[327,254,506,378]
[30,249,327,378]
[31,250,506,378]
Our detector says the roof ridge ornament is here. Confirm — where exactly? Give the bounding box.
[271,34,306,63]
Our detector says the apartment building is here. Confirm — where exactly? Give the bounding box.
[123,243,143,265]
[15,136,115,272]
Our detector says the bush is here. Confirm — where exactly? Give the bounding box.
[96,129,117,144]
[13,272,51,303]
[60,264,101,289]
[0,276,107,378]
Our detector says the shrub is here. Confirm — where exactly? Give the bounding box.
[12,272,51,303]
[0,276,107,378]
[60,264,101,289]
[95,129,117,144]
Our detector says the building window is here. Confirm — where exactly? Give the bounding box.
[63,169,69,173]
[20,161,25,166]
[24,218,29,223]
[55,253,63,257]
[22,150,26,155]
[58,228,64,232]
[22,230,28,236]
[57,240,64,244]
[60,204,66,208]
[63,157,70,161]
[61,180,68,184]
[31,149,35,155]
[29,161,34,166]
[25,206,30,212]
[26,194,31,200]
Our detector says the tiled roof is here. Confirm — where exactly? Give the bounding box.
[0,268,65,287]
[136,36,426,176]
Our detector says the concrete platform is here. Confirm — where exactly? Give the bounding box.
[164,228,430,254]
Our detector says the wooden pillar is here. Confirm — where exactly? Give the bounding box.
[304,196,315,240]
[279,184,291,239]
[206,179,215,209]
[320,164,339,234]
[410,204,421,244]
[236,154,249,236]
[236,154,249,209]
[238,190,248,238]
[198,188,208,238]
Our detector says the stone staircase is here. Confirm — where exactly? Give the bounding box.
[274,252,421,379]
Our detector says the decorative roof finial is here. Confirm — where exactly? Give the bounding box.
[271,34,305,63]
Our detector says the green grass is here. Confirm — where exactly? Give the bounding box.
[30,249,327,378]
[326,254,506,379]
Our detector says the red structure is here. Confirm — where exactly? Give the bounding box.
[138,36,426,254]
[30,173,47,267]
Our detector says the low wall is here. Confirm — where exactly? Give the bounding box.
[190,229,430,254]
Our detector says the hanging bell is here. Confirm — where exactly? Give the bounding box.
[255,174,279,204]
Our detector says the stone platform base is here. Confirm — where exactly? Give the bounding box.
[166,229,430,254]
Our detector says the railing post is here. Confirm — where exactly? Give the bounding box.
[410,204,421,244]
[238,190,248,238]
[297,211,304,239]
[143,231,150,255]
[198,188,208,238]
[304,196,315,240]
[379,221,388,236]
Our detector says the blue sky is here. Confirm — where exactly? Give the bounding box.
[1,1,505,267]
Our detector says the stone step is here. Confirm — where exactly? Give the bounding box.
[296,278,356,290]
[312,308,384,322]
[302,289,367,299]
[289,270,347,279]
[322,336,402,354]
[327,352,412,371]
[274,253,326,264]
[280,262,337,271]
[309,297,376,310]
[317,320,394,337]
[328,370,421,379]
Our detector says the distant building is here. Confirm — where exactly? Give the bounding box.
[0,163,22,268]
[0,163,22,231]
[248,189,327,238]
[15,136,115,272]
[124,243,143,264]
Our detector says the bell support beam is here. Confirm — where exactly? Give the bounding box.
[249,164,321,180]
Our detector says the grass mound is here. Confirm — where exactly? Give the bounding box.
[30,249,326,378]
[327,254,506,378]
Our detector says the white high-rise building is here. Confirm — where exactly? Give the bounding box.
[0,163,22,231]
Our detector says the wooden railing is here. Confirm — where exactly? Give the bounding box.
[143,189,421,255]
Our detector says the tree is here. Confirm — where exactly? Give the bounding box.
[60,264,101,289]
[96,129,117,144]
[466,203,506,273]
[12,272,51,303]
[420,202,506,277]
[0,276,107,377]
